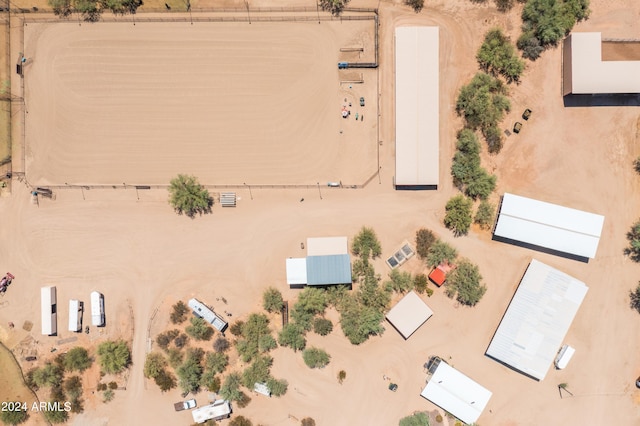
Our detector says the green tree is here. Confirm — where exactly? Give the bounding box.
[154,370,177,392]
[291,287,328,330]
[42,406,68,423]
[186,316,215,341]
[465,168,497,200]
[312,318,333,336]
[236,313,273,362]
[477,28,525,83]
[176,353,203,394]
[0,406,29,424]
[32,363,63,387]
[483,124,504,154]
[340,301,385,345]
[220,372,243,402]
[229,416,253,426]
[445,260,487,306]
[229,320,244,336]
[205,352,229,374]
[399,412,430,426]
[626,220,640,262]
[266,377,288,397]
[262,287,284,313]
[416,228,437,259]
[143,352,167,379]
[74,0,101,22]
[301,418,316,426]
[200,371,220,393]
[241,356,273,389]
[213,337,230,353]
[474,200,496,230]
[444,195,473,236]
[97,340,131,374]
[102,389,115,403]
[168,174,213,218]
[258,334,277,352]
[426,240,458,268]
[167,348,184,369]
[48,0,72,17]
[405,0,424,12]
[170,300,189,324]
[414,273,430,295]
[386,269,414,294]
[358,270,391,311]
[63,347,92,373]
[63,375,83,400]
[278,323,307,352]
[319,0,350,16]
[303,348,331,369]
[630,283,640,314]
[352,226,382,259]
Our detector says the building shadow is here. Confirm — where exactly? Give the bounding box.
[563,94,640,107]
[491,235,589,263]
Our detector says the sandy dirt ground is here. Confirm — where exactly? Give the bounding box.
[23,19,378,186]
[1,0,640,425]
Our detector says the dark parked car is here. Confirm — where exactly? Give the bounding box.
[636,376,640,389]
[522,108,532,120]
[388,383,398,392]
[513,122,523,134]
[360,97,365,107]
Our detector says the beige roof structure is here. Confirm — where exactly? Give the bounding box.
[307,237,348,256]
[385,291,433,339]
[394,26,439,189]
[563,32,640,95]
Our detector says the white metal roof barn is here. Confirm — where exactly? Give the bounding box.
[385,291,433,339]
[394,26,439,189]
[563,32,640,95]
[493,193,604,261]
[486,259,588,381]
[421,360,492,425]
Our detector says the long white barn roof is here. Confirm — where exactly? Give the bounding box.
[395,26,439,188]
[494,193,604,259]
[486,260,588,381]
[566,32,640,94]
[421,361,492,424]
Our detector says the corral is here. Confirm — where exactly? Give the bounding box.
[22,18,378,186]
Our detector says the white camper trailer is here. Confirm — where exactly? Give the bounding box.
[68,299,83,332]
[41,286,57,336]
[91,291,105,327]
[554,345,575,370]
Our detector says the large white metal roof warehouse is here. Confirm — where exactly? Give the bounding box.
[486,259,588,381]
[563,32,640,95]
[493,193,604,260]
[385,290,433,339]
[394,26,439,189]
[421,361,492,425]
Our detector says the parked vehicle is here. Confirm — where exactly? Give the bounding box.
[522,108,532,120]
[174,399,197,411]
[0,272,14,293]
[513,122,523,134]
[636,376,640,389]
[388,383,398,392]
[360,97,365,107]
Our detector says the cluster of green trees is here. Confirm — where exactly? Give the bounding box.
[477,28,525,83]
[167,174,213,218]
[186,317,215,341]
[48,0,143,22]
[97,340,131,375]
[302,348,331,369]
[451,129,496,200]
[625,220,640,315]
[170,300,189,324]
[235,313,278,362]
[404,0,424,12]
[399,412,430,426]
[468,0,526,13]
[445,260,487,306]
[456,72,510,154]
[518,0,591,60]
[444,194,496,235]
[319,0,350,16]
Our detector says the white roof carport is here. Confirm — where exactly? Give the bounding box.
[286,258,307,286]
[421,361,492,425]
[306,237,348,256]
[385,291,433,339]
[493,193,604,260]
[486,259,588,381]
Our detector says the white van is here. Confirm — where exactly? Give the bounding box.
[554,344,575,370]
[68,299,83,332]
[91,291,105,327]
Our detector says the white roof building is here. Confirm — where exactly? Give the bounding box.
[286,237,352,288]
[395,26,439,189]
[192,400,231,423]
[563,32,640,95]
[486,259,588,381]
[306,237,348,256]
[421,360,492,425]
[385,291,433,339]
[493,193,604,260]
[41,286,57,336]
[188,298,228,332]
[285,258,307,286]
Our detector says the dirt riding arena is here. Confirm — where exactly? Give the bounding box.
[22,18,378,186]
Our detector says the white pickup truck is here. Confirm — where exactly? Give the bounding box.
[174,399,197,411]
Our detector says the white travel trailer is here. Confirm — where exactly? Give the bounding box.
[68,299,83,332]
[91,291,105,327]
[41,286,57,336]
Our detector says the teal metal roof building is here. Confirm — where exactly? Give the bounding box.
[306,254,352,286]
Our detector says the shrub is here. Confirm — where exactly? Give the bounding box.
[205,352,229,374]
[186,316,215,341]
[352,226,382,259]
[517,30,545,60]
[416,228,437,259]
[426,240,458,268]
[465,168,497,200]
[237,313,272,362]
[303,348,331,369]
[625,220,640,262]
[444,195,473,236]
[32,363,63,387]
[154,370,177,392]
[445,260,487,306]
[340,302,385,345]
[482,124,503,155]
[63,347,92,372]
[634,156,640,174]
[168,174,212,217]
[262,287,284,313]
[167,348,184,369]
[301,418,316,426]
[229,415,253,426]
[176,353,203,394]
[102,389,115,403]
[414,273,429,294]
[258,334,278,352]
[436,414,443,422]
[200,371,220,393]
[213,337,230,353]
[474,200,496,230]
[25,368,38,391]
[399,412,430,426]
[170,301,189,324]
[404,0,424,12]
[143,352,167,379]
[97,340,131,374]
[241,356,273,389]
[312,318,333,336]
[630,282,640,314]
[63,375,83,400]
[42,405,68,423]
[337,370,347,384]
[174,333,189,349]
[229,320,244,336]
[0,408,29,425]
[97,383,107,391]
[266,377,288,397]
[386,269,414,294]
[318,0,350,16]
[220,372,243,402]
[476,28,525,83]
[278,323,307,352]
